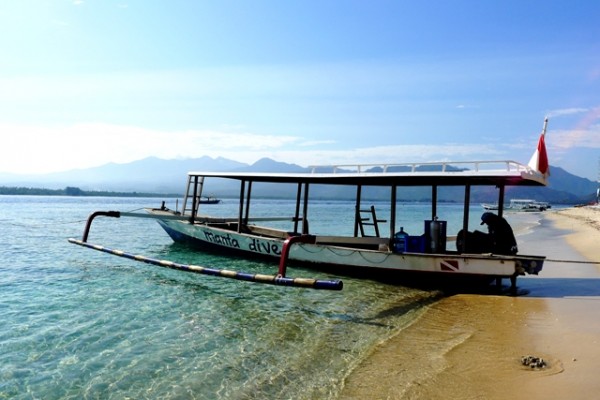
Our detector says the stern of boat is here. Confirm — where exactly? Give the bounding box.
[515,256,544,275]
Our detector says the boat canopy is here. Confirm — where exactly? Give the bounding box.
[187,160,547,187]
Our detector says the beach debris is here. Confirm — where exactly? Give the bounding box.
[521,355,547,369]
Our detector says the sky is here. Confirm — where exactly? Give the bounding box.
[1,1,599,181]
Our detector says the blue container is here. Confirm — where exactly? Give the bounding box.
[406,235,426,253]
[393,227,409,253]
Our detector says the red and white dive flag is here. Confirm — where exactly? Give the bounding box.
[528,118,550,178]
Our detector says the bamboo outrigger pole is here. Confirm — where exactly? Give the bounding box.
[68,238,343,290]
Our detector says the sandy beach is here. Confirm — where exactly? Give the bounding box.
[339,205,600,399]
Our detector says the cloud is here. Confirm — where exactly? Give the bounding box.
[545,108,588,118]
[0,123,529,175]
[550,125,600,149]
[0,123,301,174]
[543,106,600,149]
[51,19,69,27]
[297,139,337,147]
[455,104,479,110]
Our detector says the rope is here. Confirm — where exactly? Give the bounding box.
[125,207,145,212]
[545,258,600,265]
[7,208,147,228]
[7,219,88,228]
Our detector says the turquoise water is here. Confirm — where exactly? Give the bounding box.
[1,196,510,399]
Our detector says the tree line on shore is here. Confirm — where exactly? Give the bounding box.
[0,186,178,198]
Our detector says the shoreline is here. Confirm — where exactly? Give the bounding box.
[338,206,600,399]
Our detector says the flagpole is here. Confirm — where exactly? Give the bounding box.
[542,117,548,136]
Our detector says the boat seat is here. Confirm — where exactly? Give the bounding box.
[245,225,290,239]
[316,235,389,250]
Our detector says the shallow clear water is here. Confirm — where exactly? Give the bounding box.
[0,196,525,399]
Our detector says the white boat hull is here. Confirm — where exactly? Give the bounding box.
[156,218,543,280]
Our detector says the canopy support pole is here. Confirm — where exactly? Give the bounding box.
[302,182,310,234]
[354,185,362,237]
[390,185,397,240]
[294,183,302,234]
[461,184,471,251]
[431,185,438,219]
[244,181,253,225]
[498,185,505,218]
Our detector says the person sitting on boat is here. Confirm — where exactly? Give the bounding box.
[480,212,518,255]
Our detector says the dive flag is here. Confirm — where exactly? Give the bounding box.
[528,120,550,178]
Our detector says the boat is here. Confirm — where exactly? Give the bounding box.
[532,201,551,210]
[482,198,550,212]
[198,196,221,204]
[70,120,551,291]
[481,203,499,211]
[71,159,548,291]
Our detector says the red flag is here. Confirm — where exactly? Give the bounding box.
[537,133,549,175]
[528,119,550,178]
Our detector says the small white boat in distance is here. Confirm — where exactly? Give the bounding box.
[482,198,550,212]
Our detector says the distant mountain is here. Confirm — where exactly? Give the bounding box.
[236,157,306,173]
[500,166,597,204]
[545,166,597,197]
[0,157,597,204]
[0,156,247,193]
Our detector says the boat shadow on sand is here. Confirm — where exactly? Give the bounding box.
[363,273,600,298]
[518,277,600,299]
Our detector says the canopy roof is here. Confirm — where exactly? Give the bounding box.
[188,160,547,187]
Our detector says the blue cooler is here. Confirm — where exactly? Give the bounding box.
[406,235,426,253]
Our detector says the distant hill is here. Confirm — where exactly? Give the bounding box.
[501,166,594,204]
[0,157,597,204]
[236,157,306,173]
[0,156,247,193]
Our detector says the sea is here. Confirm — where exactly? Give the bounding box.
[0,195,540,399]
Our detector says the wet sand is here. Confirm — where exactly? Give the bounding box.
[339,206,600,400]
